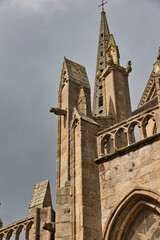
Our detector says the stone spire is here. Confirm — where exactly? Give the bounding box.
[93,9,110,116]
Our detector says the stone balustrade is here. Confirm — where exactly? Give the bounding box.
[0,217,34,240]
[97,106,159,156]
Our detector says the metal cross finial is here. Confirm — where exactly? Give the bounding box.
[98,0,107,11]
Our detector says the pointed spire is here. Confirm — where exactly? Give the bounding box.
[97,10,110,72]
[93,9,110,116]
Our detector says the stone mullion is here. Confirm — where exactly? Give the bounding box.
[0,234,3,240]
[25,230,29,240]
[125,127,130,146]
[154,75,160,133]
[5,230,13,240]
[14,231,19,240]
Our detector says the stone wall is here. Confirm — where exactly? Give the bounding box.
[96,134,160,234]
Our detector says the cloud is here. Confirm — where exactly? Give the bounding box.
[0,0,70,14]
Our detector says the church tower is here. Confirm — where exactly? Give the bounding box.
[93,6,132,122]
[1,3,160,240]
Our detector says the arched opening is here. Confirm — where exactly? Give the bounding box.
[115,128,128,149]
[19,228,25,240]
[15,225,23,240]
[103,188,160,240]
[9,234,14,240]
[101,134,114,155]
[124,207,160,239]
[142,115,157,138]
[134,125,141,142]
[5,229,14,240]
[25,221,34,240]
[146,118,156,137]
[128,122,141,144]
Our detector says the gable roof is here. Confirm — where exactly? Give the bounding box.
[59,57,90,91]
[138,70,157,108]
[29,180,52,209]
[138,48,160,108]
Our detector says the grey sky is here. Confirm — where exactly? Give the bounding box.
[0,0,159,226]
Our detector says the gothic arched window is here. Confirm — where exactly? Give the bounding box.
[103,188,160,240]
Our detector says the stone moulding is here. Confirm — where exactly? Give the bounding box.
[102,187,160,240]
[95,133,160,164]
[0,217,34,232]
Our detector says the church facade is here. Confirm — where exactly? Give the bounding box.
[1,7,160,240]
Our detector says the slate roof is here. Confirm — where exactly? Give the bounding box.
[59,57,90,91]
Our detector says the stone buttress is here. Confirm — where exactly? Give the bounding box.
[52,58,102,239]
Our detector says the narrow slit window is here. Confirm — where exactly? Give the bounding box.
[99,96,103,107]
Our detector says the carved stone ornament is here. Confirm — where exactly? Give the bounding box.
[96,70,102,79]
[154,62,160,74]
[126,60,132,73]
[107,52,114,66]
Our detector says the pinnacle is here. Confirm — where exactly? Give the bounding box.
[157,47,160,60]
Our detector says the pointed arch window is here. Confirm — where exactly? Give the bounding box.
[103,188,160,240]
[125,208,160,240]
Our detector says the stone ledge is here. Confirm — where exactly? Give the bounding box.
[95,133,160,164]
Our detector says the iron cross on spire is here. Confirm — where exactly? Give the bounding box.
[98,0,107,11]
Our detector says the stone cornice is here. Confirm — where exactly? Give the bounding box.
[101,64,128,79]
[95,133,160,164]
[97,104,158,136]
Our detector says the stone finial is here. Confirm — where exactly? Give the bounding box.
[154,48,160,74]
[126,60,132,73]
[157,47,160,61]
[107,52,114,66]
[96,70,102,79]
